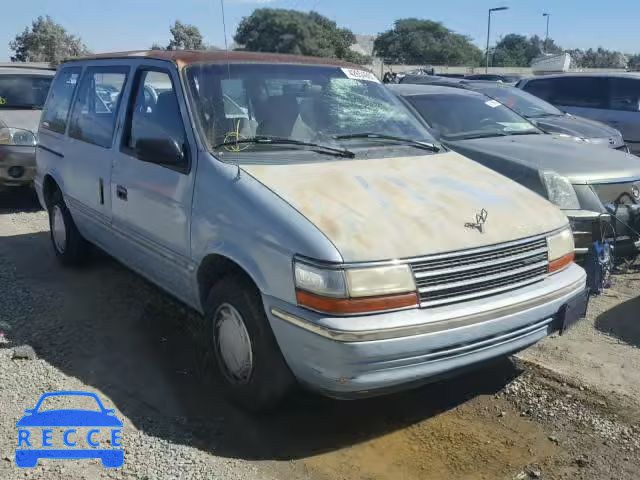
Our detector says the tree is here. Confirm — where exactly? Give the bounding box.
[9,16,90,64]
[568,47,628,68]
[167,20,204,50]
[373,19,484,66]
[150,42,165,51]
[628,54,640,71]
[492,34,562,67]
[234,9,369,63]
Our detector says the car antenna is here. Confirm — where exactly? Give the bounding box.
[219,0,240,180]
[220,0,232,81]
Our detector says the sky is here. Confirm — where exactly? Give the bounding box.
[2,0,639,61]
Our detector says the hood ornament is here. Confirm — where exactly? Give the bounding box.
[465,208,488,233]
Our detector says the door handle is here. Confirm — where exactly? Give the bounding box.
[116,185,128,201]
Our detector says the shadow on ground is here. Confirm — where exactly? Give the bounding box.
[0,226,522,462]
[595,296,640,349]
[0,187,42,214]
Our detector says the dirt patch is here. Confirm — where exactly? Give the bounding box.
[305,395,558,480]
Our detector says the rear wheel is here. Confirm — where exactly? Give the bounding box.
[48,189,90,266]
[205,273,295,411]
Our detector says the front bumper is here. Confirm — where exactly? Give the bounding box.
[0,145,36,187]
[265,263,587,398]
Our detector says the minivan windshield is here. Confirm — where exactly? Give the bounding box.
[405,93,540,140]
[0,75,53,109]
[469,83,564,118]
[184,63,436,157]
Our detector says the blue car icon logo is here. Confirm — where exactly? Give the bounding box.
[15,391,123,468]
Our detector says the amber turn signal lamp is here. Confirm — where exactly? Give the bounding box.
[296,290,419,315]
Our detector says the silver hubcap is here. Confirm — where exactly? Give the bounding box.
[213,303,253,385]
[52,206,67,254]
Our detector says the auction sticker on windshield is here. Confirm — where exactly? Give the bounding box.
[485,99,502,108]
[341,68,380,83]
[15,391,124,468]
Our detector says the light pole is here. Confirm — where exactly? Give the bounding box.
[543,13,551,53]
[486,7,509,73]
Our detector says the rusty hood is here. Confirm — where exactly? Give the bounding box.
[242,151,568,262]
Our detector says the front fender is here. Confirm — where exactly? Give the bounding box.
[190,153,343,310]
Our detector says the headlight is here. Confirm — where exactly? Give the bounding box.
[294,262,346,298]
[541,171,580,210]
[547,227,575,273]
[293,259,418,314]
[0,127,36,146]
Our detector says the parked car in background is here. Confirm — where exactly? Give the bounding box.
[518,73,640,155]
[406,77,628,152]
[465,73,522,84]
[390,83,640,258]
[0,64,54,189]
[435,73,466,78]
[37,50,587,410]
[399,74,449,85]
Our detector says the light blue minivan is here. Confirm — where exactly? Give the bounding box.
[36,50,587,410]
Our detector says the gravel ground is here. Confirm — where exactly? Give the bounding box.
[1,189,639,480]
[518,267,640,402]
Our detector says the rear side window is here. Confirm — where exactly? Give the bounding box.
[550,77,607,108]
[40,67,81,134]
[68,66,129,148]
[609,78,640,112]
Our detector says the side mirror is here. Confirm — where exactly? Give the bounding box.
[135,137,185,166]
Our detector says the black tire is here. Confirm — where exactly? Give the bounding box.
[48,189,90,266]
[205,273,295,411]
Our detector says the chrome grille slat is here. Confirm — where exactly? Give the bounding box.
[418,261,548,293]
[420,272,547,308]
[411,239,547,273]
[591,180,640,204]
[415,249,548,281]
[422,267,548,299]
[410,237,549,308]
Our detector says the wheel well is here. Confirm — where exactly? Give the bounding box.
[197,254,257,307]
[42,175,60,209]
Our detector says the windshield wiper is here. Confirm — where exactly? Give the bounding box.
[0,105,42,110]
[453,132,508,140]
[527,113,562,119]
[334,133,441,153]
[213,136,355,158]
[503,130,540,136]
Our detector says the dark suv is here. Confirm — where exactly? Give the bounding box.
[518,73,640,155]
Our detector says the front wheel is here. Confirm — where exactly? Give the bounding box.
[48,190,90,266]
[205,274,295,411]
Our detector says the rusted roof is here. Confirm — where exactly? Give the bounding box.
[66,50,364,69]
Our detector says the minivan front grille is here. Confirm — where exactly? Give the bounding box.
[410,237,549,308]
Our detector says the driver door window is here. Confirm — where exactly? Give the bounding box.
[123,69,187,169]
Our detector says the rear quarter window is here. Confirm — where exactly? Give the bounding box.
[40,67,82,134]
